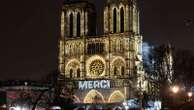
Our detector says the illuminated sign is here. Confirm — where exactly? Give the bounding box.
[79,80,110,90]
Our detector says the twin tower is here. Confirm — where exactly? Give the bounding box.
[58,0,145,105]
[60,0,140,38]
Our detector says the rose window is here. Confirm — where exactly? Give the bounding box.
[89,60,105,76]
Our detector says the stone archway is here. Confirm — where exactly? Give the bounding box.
[108,90,125,103]
[111,57,126,76]
[83,89,105,104]
[65,59,80,78]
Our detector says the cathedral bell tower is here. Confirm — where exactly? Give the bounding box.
[61,0,96,38]
[104,0,140,35]
[102,0,145,99]
[59,1,96,76]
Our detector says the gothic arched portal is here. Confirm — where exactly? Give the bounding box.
[83,90,105,103]
[111,57,126,76]
[65,59,80,78]
[108,90,125,103]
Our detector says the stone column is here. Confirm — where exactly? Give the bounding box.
[104,6,109,34]
[137,11,140,35]
[125,5,129,32]
[84,11,88,35]
[125,37,131,77]
[66,12,70,37]
[81,10,85,36]
[110,6,113,33]
[129,5,133,32]
[133,5,137,34]
[117,8,120,33]
[61,11,65,38]
[80,55,85,79]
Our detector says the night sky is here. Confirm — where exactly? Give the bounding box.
[1,0,194,80]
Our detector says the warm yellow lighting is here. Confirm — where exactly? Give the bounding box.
[86,55,106,77]
[171,86,179,94]
[83,89,105,103]
[188,92,193,97]
[108,90,125,103]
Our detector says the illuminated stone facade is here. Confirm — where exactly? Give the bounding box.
[58,0,146,107]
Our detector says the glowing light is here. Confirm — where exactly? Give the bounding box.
[9,106,28,110]
[111,56,125,65]
[86,55,106,77]
[49,106,61,110]
[66,59,80,67]
[123,101,129,110]
[9,106,20,110]
[126,98,139,109]
[83,89,105,103]
[188,92,192,97]
[79,80,110,90]
[123,101,127,106]
[108,90,125,103]
[171,86,179,94]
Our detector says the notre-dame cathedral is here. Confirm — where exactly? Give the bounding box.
[58,0,147,109]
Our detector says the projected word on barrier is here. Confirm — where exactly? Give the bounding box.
[78,80,110,90]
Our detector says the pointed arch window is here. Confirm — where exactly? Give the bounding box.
[120,7,124,33]
[70,69,73,78]
[114,67,117,75]
[113,8,117,33]
[77,68,80,78]
[121,66,125,76]
[69,13,73,37]
[77,12,80,37]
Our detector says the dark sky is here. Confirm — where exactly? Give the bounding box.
[1,0,194,80]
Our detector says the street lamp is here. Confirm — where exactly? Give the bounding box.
[169,85,180,110]
[187,91,193,102]
[187,92,192,97]
[171,86,179,94]
[48,106,61,110]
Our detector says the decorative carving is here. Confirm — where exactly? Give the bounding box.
[65,59,80,78]
[89,60,105,76]
[86,56,106,78]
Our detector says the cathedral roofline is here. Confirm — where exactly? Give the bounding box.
[64,0,88,4]
[106,0,133,4]
[63,0,94,7]
[62,0,95,11]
